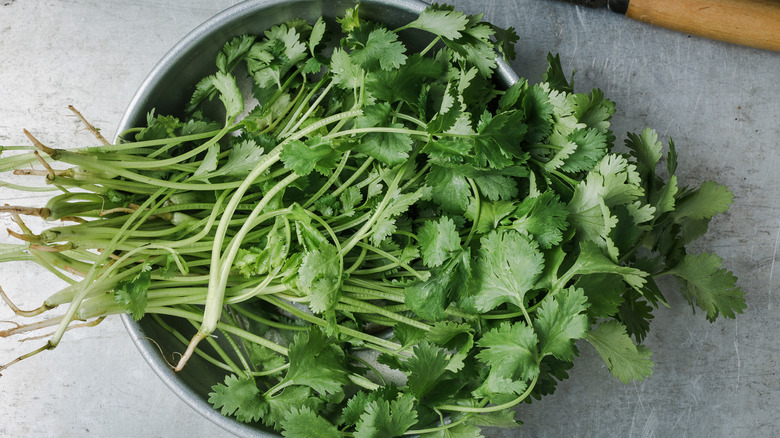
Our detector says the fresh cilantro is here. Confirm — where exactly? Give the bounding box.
[666,253,746,321]
[281,406,341,438]
[113,263,152,321]
[468,230,544,313]
[208,374,265,423]
[353,393,418,438]
[586,321,654,383]
[1,5,745,438]
[418,216,461,268]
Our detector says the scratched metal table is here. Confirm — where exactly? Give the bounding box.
[1,1,778,437]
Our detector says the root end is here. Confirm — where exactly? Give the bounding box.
[174,331,207,372]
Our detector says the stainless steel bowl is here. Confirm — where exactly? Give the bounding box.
[118,1,518,436]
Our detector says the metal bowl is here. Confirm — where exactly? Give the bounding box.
[117,0,518,436]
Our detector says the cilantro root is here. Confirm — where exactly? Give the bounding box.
[0,4,745,437]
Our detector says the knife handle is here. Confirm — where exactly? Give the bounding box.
[619,0,780,52]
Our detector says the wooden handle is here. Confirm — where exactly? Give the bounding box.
[625,0,780,52]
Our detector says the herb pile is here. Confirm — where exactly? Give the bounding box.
[0,4,745,437]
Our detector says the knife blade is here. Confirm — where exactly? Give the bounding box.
[561,0,780,52]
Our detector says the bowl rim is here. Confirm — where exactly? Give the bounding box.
[118,0,519,436]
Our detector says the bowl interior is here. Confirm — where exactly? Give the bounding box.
[118,1,517,436]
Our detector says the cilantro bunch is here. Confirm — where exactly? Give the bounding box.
[0,4,744,437]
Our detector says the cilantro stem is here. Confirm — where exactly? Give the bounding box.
[332,156,374,197]
[324,127,429,140]
[338,296,431,331]
[147,306,288,355]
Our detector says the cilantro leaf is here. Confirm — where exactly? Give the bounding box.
[354,103,414,166]
[113,263,152,321]
[542,53,573,94]
[559,128,608,173]
[418,216,462,268]
[348,26,407,71]
[216,34,257,73]
[426,165,472,213]
[586,320,654,383]
[354,394,418,438]
[281,327,350,395]
[211,71,244,121]
[308,16,326,55]
[365,54,445,106]
[469,230,544,312]
[666,253,746,321]
[404,342,453,401]
[476,321,540,394]
[406,8,469,40]
[510,191,569,249]
[466,198,516,234]
[533,287,589,361]
[298,243,342,316]
[223,137,269,176]
[575,274,625,319]
[208,375,265,423]
[281,406,341,438]
[673,181,734,221]
[331,47,364,90]
[281,136,340,176]
[625,128,663,181]
[405,248,471,321]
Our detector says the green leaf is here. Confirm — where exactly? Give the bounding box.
[308,16,326,55]
[298,243,342,315]
[354,394,418,438]
[625,128,663,180]
[264,386,322,431]
[586,320,654,383]
[113,263,152,321]
[282,327,350,395]
[281,406,341,438]
[406,7,469,39]
[331,47,364,90]
[354,103,414,166]
[466,198,516,234]
[426,165,472,213]
[571,88,615,134]
[191,144,220,180]
[473,174,518,201]
[470,230,544,312]
[365,54,445,106]
[476,321,540,389]
[542,53,573,94]
[533,287,589,361]
[474,110,526,169]
[510,191,569,249]
[404,342,452,401]
[216,34,257,73]
[405,248,471,321]
[281,136,340,176]
[566,240,647,291]
[575,274,625,318]
[212,71,244,120]
[349,26,407,71]
[214,136,267,178]
[651,175,678,219]
[418,216,462,268]
[673,181,734,221]
[208,374,265,423]
[559,128,608,173]
[666,253,746,321]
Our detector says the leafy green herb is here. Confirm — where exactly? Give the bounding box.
[0,4,745,437]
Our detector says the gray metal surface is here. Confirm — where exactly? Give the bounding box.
[0,0,778,437]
